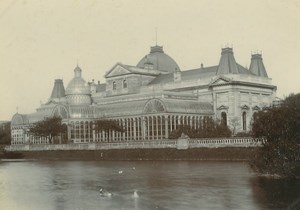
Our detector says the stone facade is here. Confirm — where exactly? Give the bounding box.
[10,45,276,145]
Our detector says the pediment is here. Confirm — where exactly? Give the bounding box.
[209,76,231,86]
[105,63,131,78]
[44,100,58,106]
[241,104,250,110]
[217,105,229,110]
[252,105,261,111]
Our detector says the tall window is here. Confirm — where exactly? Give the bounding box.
[123,80,127,88]
[113,81,116,90]
[242,112,247,131]
[221,112,227,126]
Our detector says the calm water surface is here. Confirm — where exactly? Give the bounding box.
[0,160,299,210]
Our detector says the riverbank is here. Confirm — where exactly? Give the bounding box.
[0,145,24,159]
[8,147,257,161]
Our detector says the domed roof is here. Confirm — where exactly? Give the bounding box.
[137,45,180,73]
[65,65,90,95]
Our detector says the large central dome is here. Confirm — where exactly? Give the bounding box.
[137,45,180,73]
[65,65,91,105]
[65,66,90,95]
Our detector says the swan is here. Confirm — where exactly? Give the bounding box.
[132,190,139,198]
[99,188,112,197]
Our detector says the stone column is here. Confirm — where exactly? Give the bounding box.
[122,119,126,141]
[129,118,132,141]
[174,115,177,130]
[137,117,140,141]
[141,117,145,140]
[160,116,163,139]
[126,118,129,141]
[133,118,137,141]
[67,123,71,142]
[165,115,169,139]
[147,117,150,140]
[151,116,154,140]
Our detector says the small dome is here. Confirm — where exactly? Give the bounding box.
[137,45,180,73]
[65,66,90,95]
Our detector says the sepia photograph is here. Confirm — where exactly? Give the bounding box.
[0,0,299,209]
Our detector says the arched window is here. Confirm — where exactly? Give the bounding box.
[242,112,247,131]
[112,81,117,90]
[123,80,127,88]
[221,112,227,126]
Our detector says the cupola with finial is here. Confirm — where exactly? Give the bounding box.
[65,65,91,105]
[216,47,239,75]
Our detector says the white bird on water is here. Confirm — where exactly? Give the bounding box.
[132,190,139,198]
[99,188,112,197]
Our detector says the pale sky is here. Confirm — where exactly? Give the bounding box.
[0,0,299,121]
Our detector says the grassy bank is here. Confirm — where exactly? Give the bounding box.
[0,145,24,159]
[16,147,258,161]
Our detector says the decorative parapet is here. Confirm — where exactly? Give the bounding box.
[188,137,263,148]
[5,137,263,152]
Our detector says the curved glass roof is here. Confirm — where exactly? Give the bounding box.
[66,66,90,95]
[95,98,213,118]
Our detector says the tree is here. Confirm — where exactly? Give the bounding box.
[169,125,198,139]
[29,116,67,144]
[169,117,232,139]
[0,122,11,145]
[229,117,240,136]
[93,119,124,142]
[250,93,300,177]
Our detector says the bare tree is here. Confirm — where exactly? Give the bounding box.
[229,117,240,136]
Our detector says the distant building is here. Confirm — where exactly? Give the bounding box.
[11,45,276,144]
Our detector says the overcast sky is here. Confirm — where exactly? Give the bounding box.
[0,0,299,121]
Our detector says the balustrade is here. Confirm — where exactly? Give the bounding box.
[6,137,263,152]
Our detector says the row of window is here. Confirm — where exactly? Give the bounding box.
[221,112,247,131]
[112,80,127,90]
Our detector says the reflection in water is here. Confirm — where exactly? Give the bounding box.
[251,176,300,210]
[0,160,299,210]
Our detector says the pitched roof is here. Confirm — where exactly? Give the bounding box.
[149,62,253,86]
[123,64,166,75]
[149,65,218,85]
[237,63,253,75]
[105,63,164,78]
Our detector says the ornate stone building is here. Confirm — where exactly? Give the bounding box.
[11,45,276,144]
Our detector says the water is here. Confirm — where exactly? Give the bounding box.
[0,160,299,210]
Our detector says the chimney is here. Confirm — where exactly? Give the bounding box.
[216,47,239,75]
[249,53,268,77]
